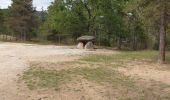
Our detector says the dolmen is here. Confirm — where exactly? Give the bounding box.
[77,36,95,50]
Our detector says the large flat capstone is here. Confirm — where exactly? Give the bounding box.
[77,36,96,42]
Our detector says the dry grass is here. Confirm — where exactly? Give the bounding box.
[21,51,170,100]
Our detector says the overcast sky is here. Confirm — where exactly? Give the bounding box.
[0,0,54,11]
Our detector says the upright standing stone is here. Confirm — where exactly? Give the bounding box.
[85,42,94,50]
[77,42,84,49]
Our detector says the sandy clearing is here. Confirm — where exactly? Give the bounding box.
[1,42,170,100]
[18,78,110,100]
[117,61,170,85]
[0,42,88,100]
[0,42,116,100]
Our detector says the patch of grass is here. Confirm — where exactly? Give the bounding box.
[21,50,170,99]
[75,67,134,88]
[22,65,170,100]
[22,67,72,90]
[22,66,135,90]
[75,67,170,99]
[82,51,170,63]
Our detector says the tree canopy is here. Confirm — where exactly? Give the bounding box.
[8,0,39,40]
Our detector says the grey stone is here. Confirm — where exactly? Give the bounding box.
[85,42,94,50]
[77,42,84,49]
[77,36,95,42]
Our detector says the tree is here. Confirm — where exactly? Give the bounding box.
[98,0,127,48]
[123,8,147,50]
[126,0,170,63]
[9,0,39,40]
[159,0,166,63]
[0,9,4,33]
[45,0,88,39]
[45,0,127,47]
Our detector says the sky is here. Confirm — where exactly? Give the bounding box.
[0,0,54,11]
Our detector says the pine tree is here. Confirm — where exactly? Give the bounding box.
[9,0,39,40]
[0,9,4,32]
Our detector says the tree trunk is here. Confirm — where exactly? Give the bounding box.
[158,5,166,64]
[118,37,122,50]
[23,28,26,41]
[133,33,137,51]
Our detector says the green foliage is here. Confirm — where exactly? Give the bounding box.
[167,24,170,50]
[0,9,4,32]
[43,0,130,46]
[42,0,153,49]
[8,0,40,40]
[125,0,170,50]
[45,0,88,38]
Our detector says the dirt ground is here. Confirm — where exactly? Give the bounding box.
[0,42,85,100]
[118,61,170,84]
[0,42,170,100]
[0,42,116,100]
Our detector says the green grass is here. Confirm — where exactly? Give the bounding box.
[82,51,170,63]
[22,67,72,90]
[74,67,135,89]
[22,65,134,89]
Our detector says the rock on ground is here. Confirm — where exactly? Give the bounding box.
[77,42,84,49]
[85,42,94,50]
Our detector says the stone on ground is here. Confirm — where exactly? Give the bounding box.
[85,42,94,50]
[77,42,84,49]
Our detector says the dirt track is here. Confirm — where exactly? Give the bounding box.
[0,42,87,100]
